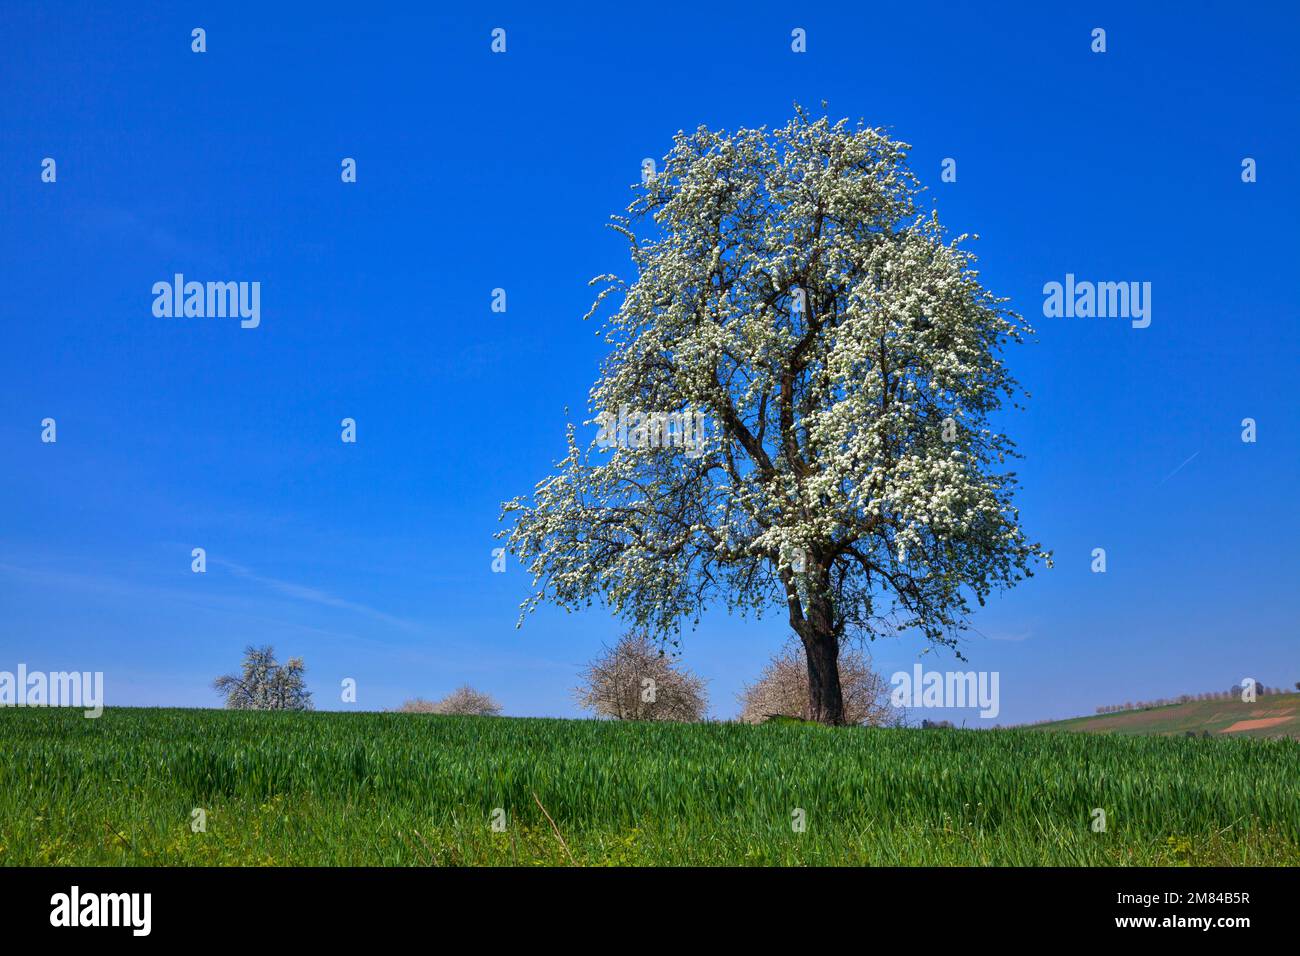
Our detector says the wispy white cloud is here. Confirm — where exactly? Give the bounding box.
[984,628,1034,643]
[0,556,415,634]
[1158,450,1200,486]
[214,559,417,631]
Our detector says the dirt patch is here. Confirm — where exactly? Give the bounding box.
[1220,716,1294,733]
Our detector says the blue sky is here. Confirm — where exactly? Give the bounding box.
[1,2,1296,725]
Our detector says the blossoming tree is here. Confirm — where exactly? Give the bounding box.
[501,108,1049,725]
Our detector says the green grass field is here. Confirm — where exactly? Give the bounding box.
[2,707,1298,866]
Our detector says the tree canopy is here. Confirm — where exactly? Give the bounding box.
[501,107,1049,723]
[213,645,313,711]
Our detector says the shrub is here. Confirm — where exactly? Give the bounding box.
[575,631,708,722]
[738,641,895,726]
[397,686,501,716]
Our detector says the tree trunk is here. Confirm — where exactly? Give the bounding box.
[802,629,846,726]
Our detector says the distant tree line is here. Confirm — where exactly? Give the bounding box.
[221,636,1138,728]
[1095,682,1295,715]
[213,647,504,715]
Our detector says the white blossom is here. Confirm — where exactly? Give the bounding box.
[500,108,1050,723]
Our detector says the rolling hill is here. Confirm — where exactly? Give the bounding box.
[1031,692,1300,739]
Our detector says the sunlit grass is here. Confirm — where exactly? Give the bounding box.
[1,707,1297,865]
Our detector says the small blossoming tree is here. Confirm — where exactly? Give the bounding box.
[213,645,313,711]
[739,641,895,726]
[501,107,1048,725]
[575,630,708,722]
